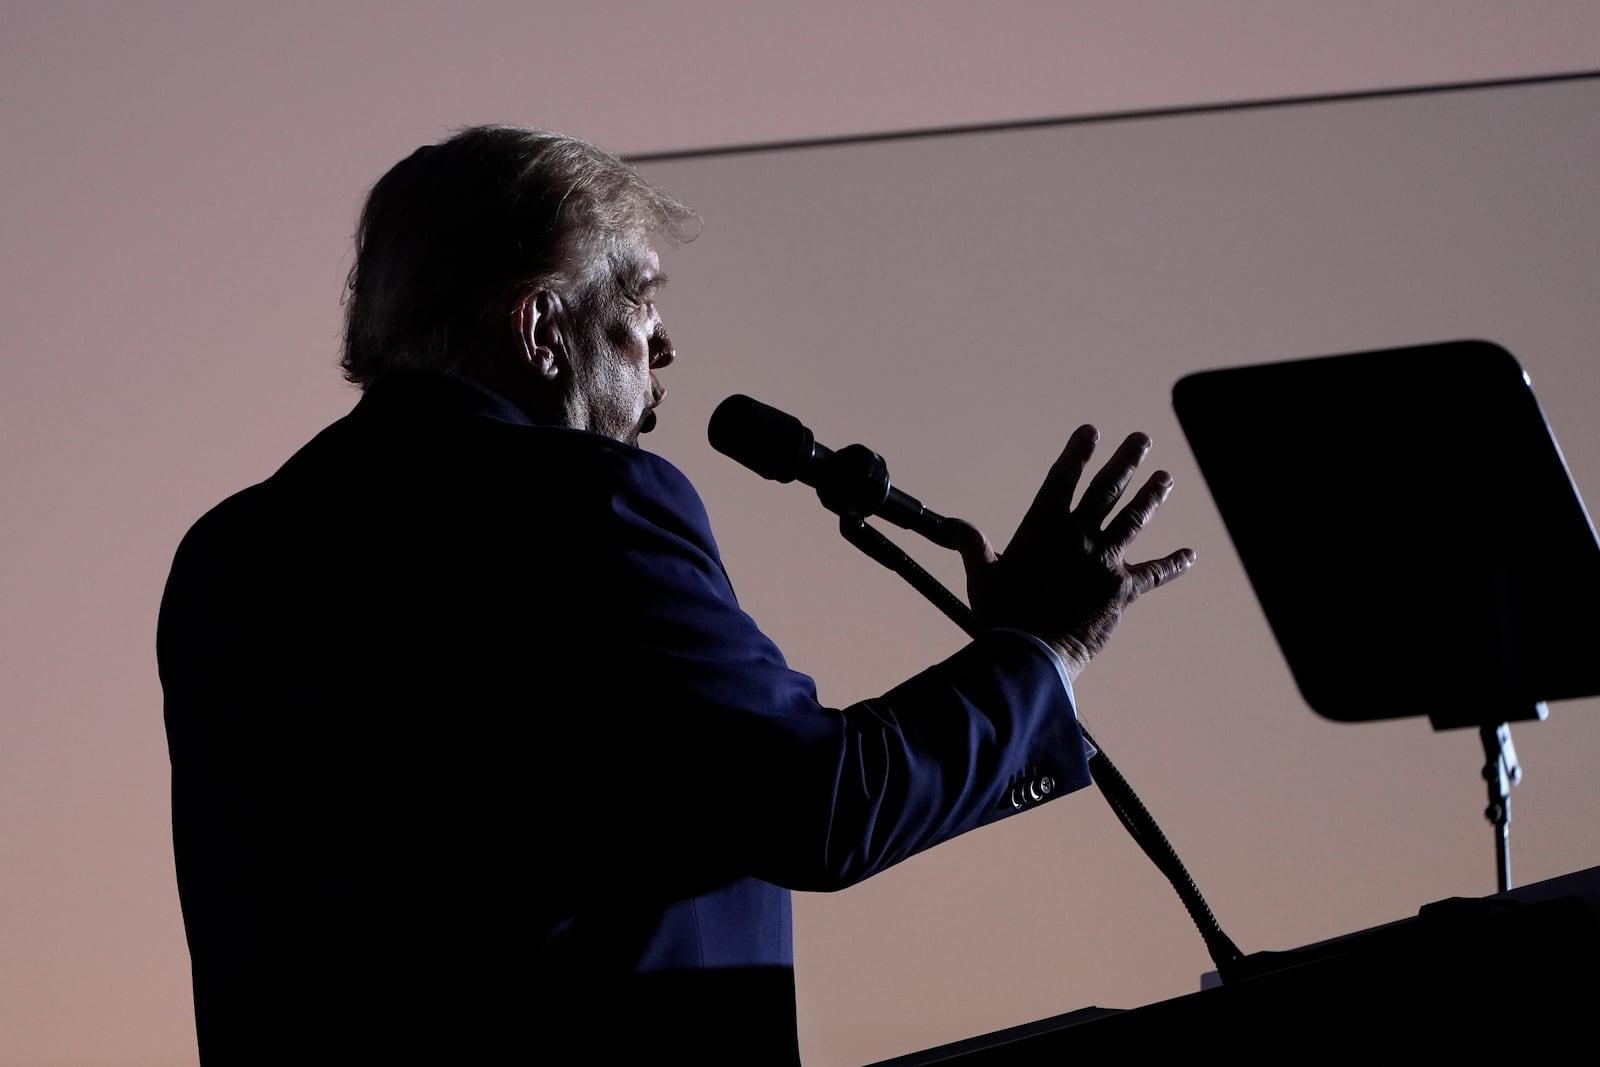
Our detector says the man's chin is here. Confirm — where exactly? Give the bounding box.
[639,409,657,436]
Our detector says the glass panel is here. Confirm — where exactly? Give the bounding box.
[632,77,1600,1065]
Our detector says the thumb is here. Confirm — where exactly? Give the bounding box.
[929,517,998,573]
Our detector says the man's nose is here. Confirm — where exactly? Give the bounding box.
[649,324,675,368]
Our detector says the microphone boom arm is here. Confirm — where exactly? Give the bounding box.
[836,514,1244,977]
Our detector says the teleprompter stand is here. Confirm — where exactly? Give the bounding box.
[1173,339,1600,892]
[1479,718,1525,892]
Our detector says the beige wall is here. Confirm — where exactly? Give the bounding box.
[4,3,1599,1065]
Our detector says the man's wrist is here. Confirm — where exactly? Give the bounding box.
[989,628,1096,760]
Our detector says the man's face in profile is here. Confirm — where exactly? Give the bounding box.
[567,232,675,446]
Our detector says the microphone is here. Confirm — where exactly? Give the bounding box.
[708,394,950,540]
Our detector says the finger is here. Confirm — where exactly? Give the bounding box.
[1126,548,1197,596]
[1101,470,1174,552]
[1075,431,1152,528]
[1009,425,1098,552]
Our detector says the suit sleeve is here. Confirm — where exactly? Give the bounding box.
[557,443,1093,895]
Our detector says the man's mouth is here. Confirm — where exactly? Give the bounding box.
[641,387,664,434]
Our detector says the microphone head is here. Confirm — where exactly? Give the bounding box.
[708,394,814,483]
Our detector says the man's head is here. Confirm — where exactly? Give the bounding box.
[341,125,696,443]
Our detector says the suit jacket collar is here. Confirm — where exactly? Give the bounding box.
[358,371,533,428]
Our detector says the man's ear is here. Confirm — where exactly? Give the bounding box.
[512,289,567,382]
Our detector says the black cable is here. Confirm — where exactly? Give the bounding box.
[838,514,1245,977]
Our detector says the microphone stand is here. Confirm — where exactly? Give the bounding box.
[837,513,1246,979]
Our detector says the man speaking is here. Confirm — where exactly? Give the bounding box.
[157,125,1194,1063]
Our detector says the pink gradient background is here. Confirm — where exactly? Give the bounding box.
[4,4,1599,1064]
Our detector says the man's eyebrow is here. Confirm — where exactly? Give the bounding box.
[614,260,668,300]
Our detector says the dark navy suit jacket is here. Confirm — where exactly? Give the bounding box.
[158,373,1092,1063]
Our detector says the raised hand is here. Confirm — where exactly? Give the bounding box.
[933,425,1195,680]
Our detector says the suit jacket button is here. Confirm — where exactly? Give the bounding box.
[1039,776,1054,796]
